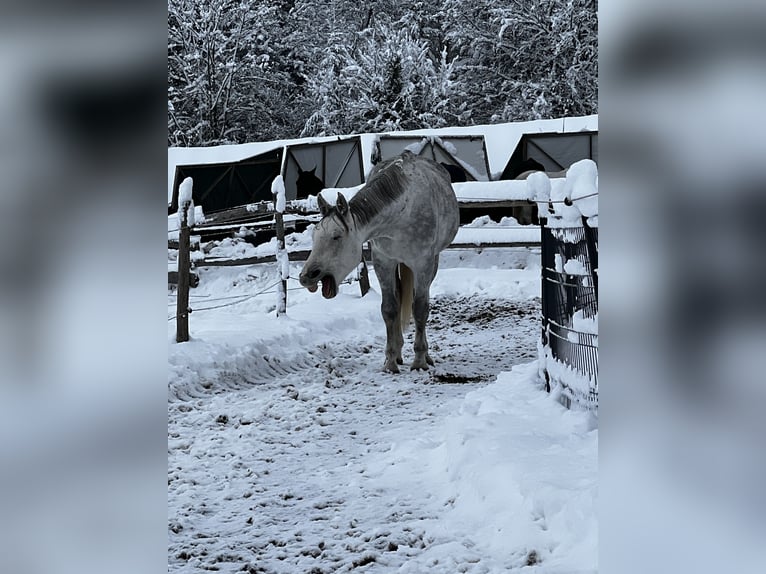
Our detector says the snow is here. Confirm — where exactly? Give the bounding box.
[168,115,598,203]
[375,362,597,572]
[271,175,286,213]
[178,176,193,205]
[321,179,554,206]
[549,172,579,222]
[245,201,274,213]
[176,177,196,228]
[168,248,596,573]
[455,180,520,202]
[454,226,540,245]
[565,159,599,218]
[529,171,552,217]
[465,215,519,227]
[437,138,458,156]
[403,137,429,155]
[533,159,599,227]
[166,118,598,573]
[317,185,364,206]
[276,249,289,280]
[563,256,588,275]
[537,337,597,409]
[573,310,598,336]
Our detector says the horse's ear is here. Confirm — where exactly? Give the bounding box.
[309,166,316,175]
[317,193,332,217]
[336,193,349,217]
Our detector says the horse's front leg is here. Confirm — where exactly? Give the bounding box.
[374,258,403,373]
[410,285,433,371]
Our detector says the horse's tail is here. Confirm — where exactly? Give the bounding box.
[398,263,414,332]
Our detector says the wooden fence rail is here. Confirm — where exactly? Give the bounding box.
[169,197,541,298]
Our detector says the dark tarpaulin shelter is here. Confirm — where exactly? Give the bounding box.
[501,131,598,179]
[374,134,491,181]
[169,147,282,214]
[283,137,365,200]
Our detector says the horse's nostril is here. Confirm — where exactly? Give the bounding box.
[308,268,321,280]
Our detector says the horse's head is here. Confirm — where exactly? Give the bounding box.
[296,166,324,198]
[299,192,361,299]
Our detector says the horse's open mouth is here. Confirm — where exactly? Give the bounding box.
[320,274,337,299]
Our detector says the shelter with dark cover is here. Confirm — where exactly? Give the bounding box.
[169,148,282,214]
[501,130,598,179]
[283,137,364,200]
[374,134,491,182]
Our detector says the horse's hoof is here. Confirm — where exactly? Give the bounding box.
[384,362,400,374]
[410,360,429,371]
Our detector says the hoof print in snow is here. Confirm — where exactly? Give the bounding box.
[526,550,540,566]
[387,541,398,552]
[215,414,229,424]
[351,554,376,568]
[431,373,482,384]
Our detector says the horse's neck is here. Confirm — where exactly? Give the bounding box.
[350,202,398,243]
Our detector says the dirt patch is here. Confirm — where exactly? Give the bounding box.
[430,373,483,384]
[429,295,539,330]
[423,295,541,384]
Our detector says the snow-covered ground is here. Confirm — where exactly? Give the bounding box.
[168,248,597,573]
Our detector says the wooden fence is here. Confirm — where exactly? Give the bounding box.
[170,196,540,341]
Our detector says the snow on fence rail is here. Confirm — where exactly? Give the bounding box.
[168,179,546,274]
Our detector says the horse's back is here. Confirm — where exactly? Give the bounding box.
[365,152,458,259]
[399,152,459,249]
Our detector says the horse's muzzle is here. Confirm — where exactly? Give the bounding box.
[299,267,321,292]
[299,267,338,298]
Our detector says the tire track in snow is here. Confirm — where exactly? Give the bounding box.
[169,295,540,573]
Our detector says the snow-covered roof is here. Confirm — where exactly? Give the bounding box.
[167,115,598,204]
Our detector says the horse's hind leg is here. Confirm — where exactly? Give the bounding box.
[410,257,438,371]
[373,255,404,373]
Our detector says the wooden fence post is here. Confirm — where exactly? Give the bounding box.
[358,257,370,296]
[176,199,191,342]
[272,176,288,316]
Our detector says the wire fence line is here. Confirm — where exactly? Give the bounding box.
[458,192,597,204]
[167,277,356,321]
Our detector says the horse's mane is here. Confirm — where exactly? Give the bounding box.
[350,157,408,227]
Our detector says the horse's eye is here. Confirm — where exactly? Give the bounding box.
[332,235,341,241]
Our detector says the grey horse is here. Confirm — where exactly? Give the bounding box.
[298,151,459,372]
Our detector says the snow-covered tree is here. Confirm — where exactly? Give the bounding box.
[443,0,597,124]
[492,0,598,120]
[167,0,598,145]
[168,0,300,145]
[301,22,456,136]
